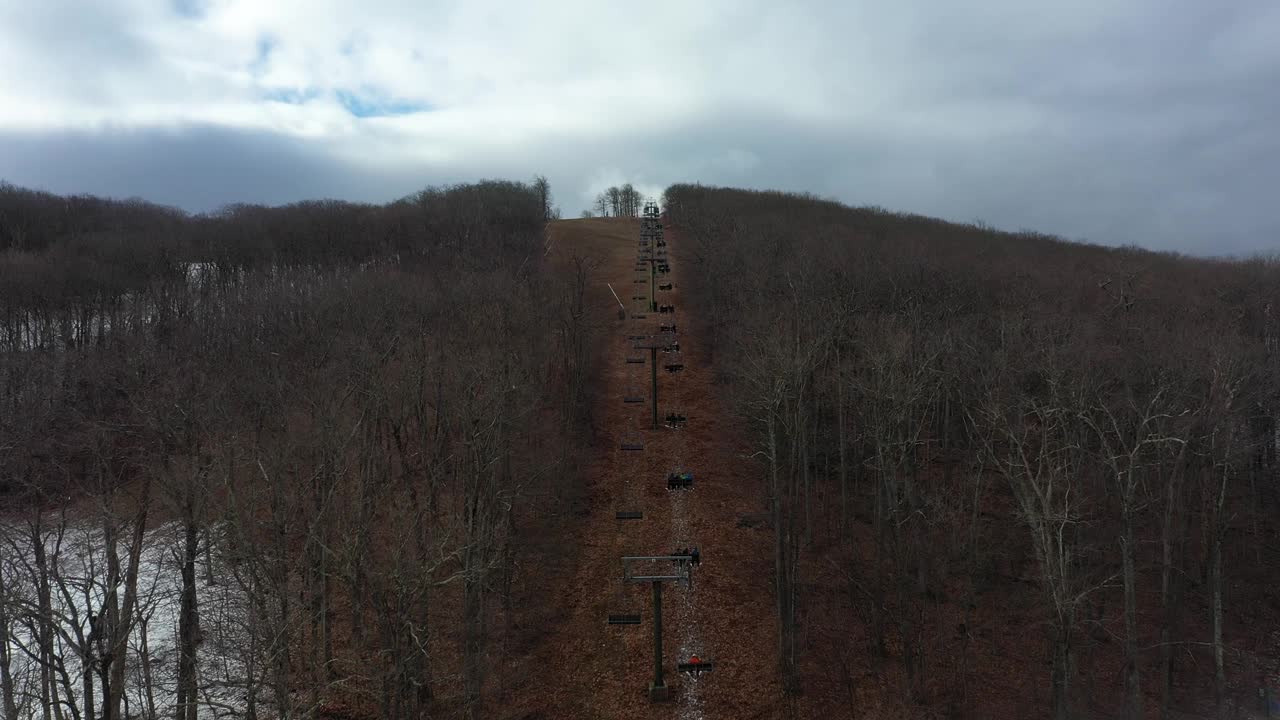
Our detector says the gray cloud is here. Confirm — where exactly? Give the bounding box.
[0,127,444,209]
[0,0,1277,255]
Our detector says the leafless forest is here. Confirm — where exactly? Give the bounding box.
[664,184,1280,719]
[1,179,1278,720]
[0,179,596,720]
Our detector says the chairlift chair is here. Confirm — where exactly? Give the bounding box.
[667,471,694,490]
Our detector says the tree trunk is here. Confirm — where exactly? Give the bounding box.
[102,514,121,720]
[139,617,158,720]
[399,433,435,708]
[1159,450,1187,720]
[836,345,848,535]
[1212,460,1229,713]
[32,519,60,720]
[1121,516,1142,720]
[801,389,812,548]
[767,411,794,688]
[109,476,150,720]
[177,503,200,720]
[202,526,216,587]
[1212,528,1226,713]
[872,465,887,659]
[1050,621,1073,720]
[0,558,18,720]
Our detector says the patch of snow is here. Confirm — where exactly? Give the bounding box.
[1,518,252,719]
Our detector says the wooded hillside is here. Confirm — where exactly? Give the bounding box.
[0,180,591,719]
[664,183,1280,719]
[4,178,1278,720]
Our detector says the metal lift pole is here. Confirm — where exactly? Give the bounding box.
[652,580,664,692]
[622,555,689,701]
[633,333,673,431]
[650,260,657,312]
[650,346,659,429]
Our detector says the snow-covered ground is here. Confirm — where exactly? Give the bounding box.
[1,517,253,719]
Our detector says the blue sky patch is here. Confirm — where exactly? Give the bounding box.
[172,0,207,18]
[336,88,433,118]
[264,87,322,105]
[249,36,276,77]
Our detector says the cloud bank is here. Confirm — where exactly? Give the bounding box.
[1,0,1278,254]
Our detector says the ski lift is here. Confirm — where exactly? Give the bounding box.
[607,577,643,625]
[667,471,693,490]
[624,383,645,404]
[678,656,715,674]
[671,547,701,566]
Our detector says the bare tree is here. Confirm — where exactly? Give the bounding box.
[971,360,1095,720]
[533,175,552,222]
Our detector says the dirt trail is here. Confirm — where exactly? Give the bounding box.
[507,218,784,719]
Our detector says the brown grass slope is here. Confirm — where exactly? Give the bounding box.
[504,217,785,719]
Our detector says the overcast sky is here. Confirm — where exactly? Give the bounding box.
[1,0,1278,255]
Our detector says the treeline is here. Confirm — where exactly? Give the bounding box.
[0,179,594,719]
[665,184,1280,719]
[584,184,644,218]
[0,179,551,267]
